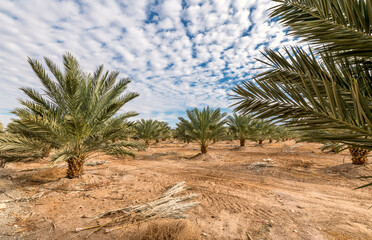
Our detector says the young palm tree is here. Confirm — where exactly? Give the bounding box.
[251,119,272,145]
[174,122,192,144]
[135,119,162,147]
[227,113,255,146]
[232,0,372,165]
[265,124,286,143]
[178,107,227,153]
[0,53,142,177]
[272,125,293,142]
[157,121,172,142]
[223,126,235,142]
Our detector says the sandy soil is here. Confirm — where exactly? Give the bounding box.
[0,140,371,240]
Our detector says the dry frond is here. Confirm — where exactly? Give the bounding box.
[76,182,199,238]
[127,219,201,240]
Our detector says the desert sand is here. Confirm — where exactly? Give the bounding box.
[0,140,371,239]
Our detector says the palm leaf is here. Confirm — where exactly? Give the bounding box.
[1,53,141,176]
[232,47,372,149]
[270,0,372,57]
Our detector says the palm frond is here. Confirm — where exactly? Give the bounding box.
[177,107,226,152]
[1,53,141,175]
[232,46,372,149]
[270,0,372,57]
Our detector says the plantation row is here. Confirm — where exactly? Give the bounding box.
[0,0,371,188]
[0,100,294,173]
[135,111,294,152]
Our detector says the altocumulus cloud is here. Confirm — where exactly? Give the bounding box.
[0,0,298,126]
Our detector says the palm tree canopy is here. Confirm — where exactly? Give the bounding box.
[251,119,272,141]
[178,107,227,146]
[134,119,166,143]
[232,0,372,149]
[157,121,172,140]
[174,121,192,143]
[271,0,372,57]
[227,113,255,140]
[0,53,142,165]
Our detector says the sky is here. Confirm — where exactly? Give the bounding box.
[0,0,298,127]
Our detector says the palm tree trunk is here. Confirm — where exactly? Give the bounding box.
[201,144,208,153]
[349,147,369,165]
[42,147,51,158]
[240,139,245,146]
[269,139,273,143]
[258,139,263,144]
[145,139,150,147]
[0,151,5,168]
[66,157,84,178]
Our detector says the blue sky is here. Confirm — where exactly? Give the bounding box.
[0,0,297,127]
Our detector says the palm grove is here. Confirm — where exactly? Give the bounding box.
[0,0,370,185]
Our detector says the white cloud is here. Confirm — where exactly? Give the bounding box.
[0,0,297,127]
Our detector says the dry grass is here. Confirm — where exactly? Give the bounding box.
[288,160,314,169]
[77,182,199,238]
[83,181,111,190]
[127,220,201,240]
[10,212,37,233]
[323,163,372,178]
[16,167,65,183]
[327,231,355,240]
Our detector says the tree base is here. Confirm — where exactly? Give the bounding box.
[201,145,208,153]
[190,153,214,161]
[349,147,369,165]
[66,158,84,178]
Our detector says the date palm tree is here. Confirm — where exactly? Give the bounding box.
[178,107,227,153]
[251,119,272,145]
[0,53,142,177]
[174,122,192,144]
[135,119,162,147]
[271,125,293,142]
[227,113,255,146]
[232,0,372,165]
[157,121,172,142]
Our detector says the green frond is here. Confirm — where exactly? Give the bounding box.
[270,0,372,57]
[1,53,140,169]
[134,119,171,144]
[99,141,145,158]
[227,113,256,141]
[232,0,372,151]
[232,47,372,148]
[177,107,227,152]
[50,148,74,166]
[44,56,65,88]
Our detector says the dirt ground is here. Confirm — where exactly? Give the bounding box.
[0,140,371,240]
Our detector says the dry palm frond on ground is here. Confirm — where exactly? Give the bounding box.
[76,182,199,238]
[127,219,201,240]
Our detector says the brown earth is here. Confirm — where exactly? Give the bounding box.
[0,140,371,240]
